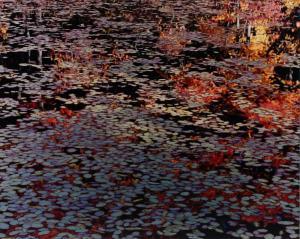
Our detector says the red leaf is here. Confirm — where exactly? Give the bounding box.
[32,180,45,191]
[60,107,74,118]
[208,152,226,167]
[157,192,166,202]
[272,157,287,168]
[201,188,217,200]
[39,229,60,239]
[226,146,235,157]
[51,208,65,220]
[241,215,262,223]
[47,117,58,126]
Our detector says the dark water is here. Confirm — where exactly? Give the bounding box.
[0,0,299,238]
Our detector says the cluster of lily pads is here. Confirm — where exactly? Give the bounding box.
[0,0,299,238]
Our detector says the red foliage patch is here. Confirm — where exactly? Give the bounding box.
[32,180,45,191]
[208,152,226,168]
[264,155,288,168]
[201,188,218,200]
[60,107,75,118]
[241,215,263,223]
[173,75,227,104]
[46,117,58,126]
[51,208,65,220]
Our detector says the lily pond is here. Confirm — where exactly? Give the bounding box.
[0,0,299,238]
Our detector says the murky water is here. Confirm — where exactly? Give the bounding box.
[0,0,299,238]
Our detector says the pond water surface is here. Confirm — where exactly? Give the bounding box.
[0,0,299,238]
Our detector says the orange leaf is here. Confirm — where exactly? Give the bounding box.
[47,117,58,126]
